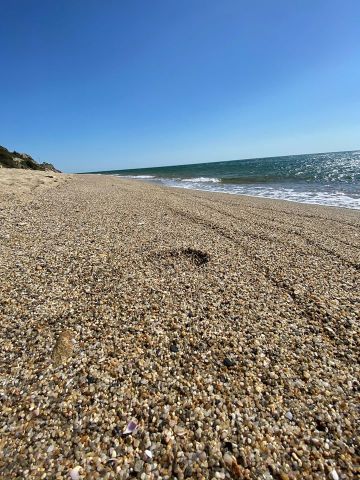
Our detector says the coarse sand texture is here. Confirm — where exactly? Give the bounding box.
[0,172,359,479]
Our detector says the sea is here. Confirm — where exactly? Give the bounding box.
[96,150,360,210]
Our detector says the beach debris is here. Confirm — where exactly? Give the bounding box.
[51,329,74,365]
[69,466,82,480]
[123,420,137,435]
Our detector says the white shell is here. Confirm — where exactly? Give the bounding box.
[123,420,137,435]
[330,470,339,480]
[69,466,81,480]
[285,411,293,420]
[145,449,153,459]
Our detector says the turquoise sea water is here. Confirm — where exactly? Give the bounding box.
[95,150,360,210]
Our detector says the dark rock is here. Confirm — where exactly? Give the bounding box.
[184,466,193,478]
[170,343,179,353]
[224,441,233,451]
[87,375,96,384]
[112,425,121,436]
[223,357,236,368]
[88,422,99,431]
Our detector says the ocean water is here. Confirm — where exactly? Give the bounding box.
[96,150,360,210]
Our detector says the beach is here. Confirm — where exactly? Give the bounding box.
[0,171,359,479]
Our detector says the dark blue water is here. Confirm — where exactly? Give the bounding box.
[95,150,360,209]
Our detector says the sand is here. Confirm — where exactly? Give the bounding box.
[0,171,359,479]
[0,168,68,203]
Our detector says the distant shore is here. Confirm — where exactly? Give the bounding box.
[1,171,359,479]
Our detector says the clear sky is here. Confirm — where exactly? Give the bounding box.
[1,1,359,172]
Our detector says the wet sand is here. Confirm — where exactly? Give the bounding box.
[0,172,359,479]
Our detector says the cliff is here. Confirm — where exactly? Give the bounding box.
[0,145,60,172]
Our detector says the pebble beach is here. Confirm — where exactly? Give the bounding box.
[0,171,359,479]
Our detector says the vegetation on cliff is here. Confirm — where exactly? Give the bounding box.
[0,145,60,172]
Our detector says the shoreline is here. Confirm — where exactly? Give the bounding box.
[124,175,360,212]
[103,174,360,212]
[1,171,359,478]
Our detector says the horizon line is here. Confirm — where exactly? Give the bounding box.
[77,147,359,175]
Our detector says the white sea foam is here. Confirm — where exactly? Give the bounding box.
[115,175,155,179]
[107,150,360,210]
[160,178,360,210]
[236,187,360,210]
[181,177,220,183]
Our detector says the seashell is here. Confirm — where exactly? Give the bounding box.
[174,426,186,436]
[285,411,293,421]
[123,420,137,435]
[69,466,81,480]
[329,470,339,480]
[145,449,153,459]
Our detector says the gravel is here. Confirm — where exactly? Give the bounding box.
[0,173,359,479]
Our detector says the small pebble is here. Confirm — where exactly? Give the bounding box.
[330,469,339,480]
[87,375,96,384]
[134,460,144,472]
[223,358,235,368]
[184,466,193,478]
[69,466,81,480]
[170,343,179,353]
[285,411,293,421]
[223,452,236,467]
[144,449,153,459]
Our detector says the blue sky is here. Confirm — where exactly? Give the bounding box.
[1,0,359,172]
